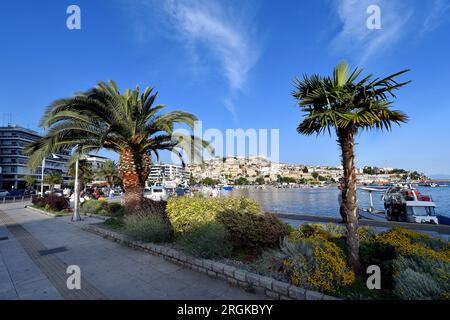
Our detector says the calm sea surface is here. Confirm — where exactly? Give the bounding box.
[229,183,450,218]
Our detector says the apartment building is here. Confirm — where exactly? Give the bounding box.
[0,125,71,190]
[146,163,190,187]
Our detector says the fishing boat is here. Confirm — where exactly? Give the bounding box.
[358,187,388,221]
[359,184,439,224]
[419,182,438,188]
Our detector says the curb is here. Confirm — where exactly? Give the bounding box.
[25,205,58,217]
[83,224,339,301]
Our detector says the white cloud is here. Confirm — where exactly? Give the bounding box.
[422,0,450,35]
[162,0,259,91]
[123,0,260,119]
[332,0,414,64]
[223,97,238,123]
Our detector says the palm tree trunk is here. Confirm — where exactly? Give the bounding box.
[118,149,151,214]
[337,128,362,274]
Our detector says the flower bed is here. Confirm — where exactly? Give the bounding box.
[83,223,337,300]
[30,195,72,217]
[84,196,450,300]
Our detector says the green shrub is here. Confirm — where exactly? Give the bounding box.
[104,217,124,229]
[360,241,397,289]
[394,268,443,300]
[321,223,346,237]
[250,249,288,281]
[392,255,450,300]
[166,196,260,234]
[80,199,108,215]
[289,224,335,241]
[176,222,232,259]
[123,213,172,243]
[217,210,290,251]
[142,198,167,216]
[106,202,125,217]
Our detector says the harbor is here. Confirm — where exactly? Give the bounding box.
[229,183,450,219]
[275,212,450,239]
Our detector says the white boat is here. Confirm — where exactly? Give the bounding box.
[359,185,438,224]
[359,208,387,222]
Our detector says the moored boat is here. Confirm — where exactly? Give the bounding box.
[359,184,439,224]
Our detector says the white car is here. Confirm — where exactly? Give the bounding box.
[0,189,9,197]
[145,187,168,202]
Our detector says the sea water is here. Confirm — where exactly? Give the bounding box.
[230,183,450,218]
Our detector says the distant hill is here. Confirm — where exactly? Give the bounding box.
[429,174,450,180]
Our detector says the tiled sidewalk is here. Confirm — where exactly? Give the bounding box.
[0,203,263,300]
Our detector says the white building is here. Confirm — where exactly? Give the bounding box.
[0,125,71,190]
[81,154,109,170]
[146,163,190,187]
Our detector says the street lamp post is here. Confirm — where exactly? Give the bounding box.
[40,153,60,196]
[72,145,82,222]
[72,154,82,221]
[40,158,45,196]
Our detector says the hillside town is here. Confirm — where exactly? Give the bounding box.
[186,155,427,186]
[0,124,428,192]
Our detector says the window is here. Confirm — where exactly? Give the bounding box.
[411,206,436,216]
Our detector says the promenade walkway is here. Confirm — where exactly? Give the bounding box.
[0,202,263,300]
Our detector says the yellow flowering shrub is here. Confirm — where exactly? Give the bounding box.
[373,228,450,263]
[282,239,355,294]
[166,196,260,234]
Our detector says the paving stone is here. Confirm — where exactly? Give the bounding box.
[202,260,214,270]
[272,280,290,296]
[323,294,341,300]
[288,286,306,300]
[259,276,273,290]
[265,289,279,299]
[212,262,225,273]
[234,270,248,282]
[305,289,324,300]
[0,203,268,300]
[246,273,260,285]
[223,265,236,277]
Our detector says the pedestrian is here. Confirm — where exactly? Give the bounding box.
[94,188,100,200]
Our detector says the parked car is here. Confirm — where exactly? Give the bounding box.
[24,189,36,196]
[0,189,9,197]
[8,189,26,197]
[144,186,168,201]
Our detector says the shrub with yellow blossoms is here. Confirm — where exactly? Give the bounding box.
[281,238,355,294]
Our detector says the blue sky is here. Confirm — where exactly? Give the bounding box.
[1,0,450,176]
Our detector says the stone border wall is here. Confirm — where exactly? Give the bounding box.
[26,205,58,217]
[83,224,339,301]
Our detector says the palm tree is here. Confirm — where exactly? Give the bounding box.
[68,158,94,192]
[97,160,119,187]
[24,175,37,189]
[292,61,410,273]
[44,171,64,193]
[24,80,210,214]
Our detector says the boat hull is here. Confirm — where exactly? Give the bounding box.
[359,209,388,222]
